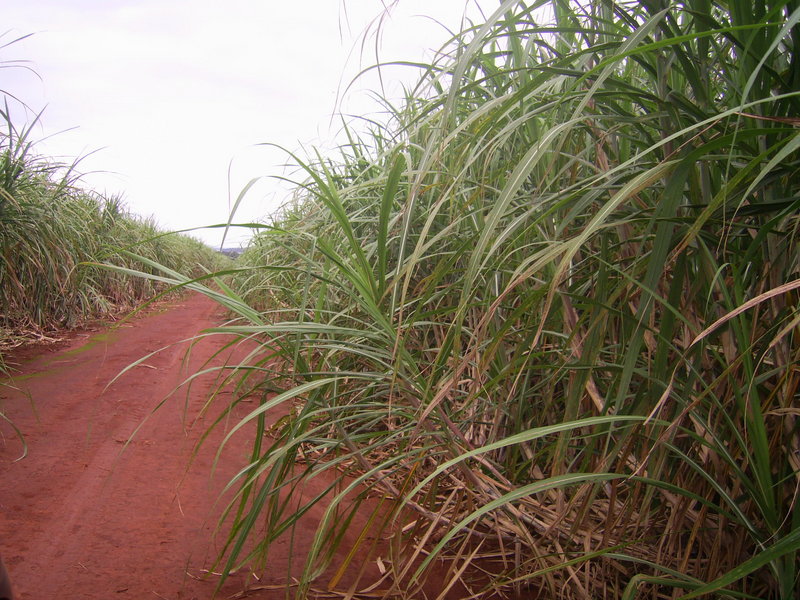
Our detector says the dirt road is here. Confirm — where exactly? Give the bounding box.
[0,293,383,599]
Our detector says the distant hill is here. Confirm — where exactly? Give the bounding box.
[218,247,244,258]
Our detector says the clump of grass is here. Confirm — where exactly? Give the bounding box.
[124,1,799,597]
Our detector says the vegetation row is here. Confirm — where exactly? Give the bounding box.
[168,0,800,598]
[0,109,228,352]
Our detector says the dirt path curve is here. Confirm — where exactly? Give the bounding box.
[0,293,330,599]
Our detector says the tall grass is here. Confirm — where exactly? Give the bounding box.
[135,0,799,597]
[0,107,229,348]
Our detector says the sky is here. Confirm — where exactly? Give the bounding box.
[2,1,494,248]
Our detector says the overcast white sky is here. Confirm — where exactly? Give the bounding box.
[2,1,494,247]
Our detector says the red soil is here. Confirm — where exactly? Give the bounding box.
[0,293,386,599]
